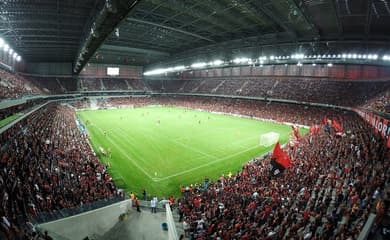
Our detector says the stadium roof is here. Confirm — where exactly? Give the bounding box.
[1,0,390,70]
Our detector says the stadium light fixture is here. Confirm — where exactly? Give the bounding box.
[269,56,275,60]
[191,62,207,68]
[211,60,224,66]
[16,56,21,62]
[372,54,378,60]
[144,68,167,76]
[3,44,9,52]
[9,48,13,55]
[233,58,250,64]
[12,52,17,59]
[173,66,185,71]
[327,63,333,67]
[312,63,316,66]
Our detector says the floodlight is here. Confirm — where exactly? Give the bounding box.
[212,60,224,66]
[3,44,9,52]
[327,63,333,67]
[173,66,185,71]
[191,62,207,68]
[12,52,17,59]
[16,56,21,62]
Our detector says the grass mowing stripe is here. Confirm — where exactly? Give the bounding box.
[92,124,154,179]
[153,145,262,181]
[77,107,308,198]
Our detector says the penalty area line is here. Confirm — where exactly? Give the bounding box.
[152,144,260,182]
[93,125,154,180]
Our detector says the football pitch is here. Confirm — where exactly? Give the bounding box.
[77,106,307,198]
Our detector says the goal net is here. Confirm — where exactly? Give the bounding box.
[259,132,280,147]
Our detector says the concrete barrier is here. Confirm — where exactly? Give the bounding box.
[39,199,132,240]
[166,203,178,240]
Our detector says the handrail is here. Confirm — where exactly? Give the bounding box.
[166,204,178,240]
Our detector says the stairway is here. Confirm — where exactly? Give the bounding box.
[171,209,185,238]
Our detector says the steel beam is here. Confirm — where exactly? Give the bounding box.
[127,18,215,43]
[100,44,170,57]
[365,0,373,35]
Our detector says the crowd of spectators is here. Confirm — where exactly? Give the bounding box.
[0,103,119,239]
[68,95,390,239]
[363,90,390,114]
[80,78,149,92]
[177,113,389,239]
[0,99,45,122]
[27,76,77,94]
[1,92,388,239]
[145,78,390,107]
[0,69,43,99]
[70,96,343,126]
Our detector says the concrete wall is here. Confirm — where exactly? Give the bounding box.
[39,199,132,240]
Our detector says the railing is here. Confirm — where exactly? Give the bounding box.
[358,213,377,240]
[32,196,126,224]
[166,203,178,240]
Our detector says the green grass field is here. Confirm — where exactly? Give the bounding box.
[77,106,308,198]
[0,114,21,128]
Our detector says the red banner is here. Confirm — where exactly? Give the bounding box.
[354,109,390,148]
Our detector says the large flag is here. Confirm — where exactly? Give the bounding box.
[323,116,328,125]
[310,125,315,136]
[269,142,291,177]
[332,120,343,133]
[291,125,301,141]
[388,135,390,149]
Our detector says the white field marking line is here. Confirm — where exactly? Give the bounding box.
[80,121,130,185]
[113,127,207,175]
[112,128,164,171]
[117,124,264,179]
[140,126,219,160]
[154,144,260,182]
[116,126,163,157]
[175,133,261,160]
[93,125,154,179]
[139,126,262,180]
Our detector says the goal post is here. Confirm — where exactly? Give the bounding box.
[259,132,280,147]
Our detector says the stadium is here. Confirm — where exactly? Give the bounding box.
[0,0,389,239]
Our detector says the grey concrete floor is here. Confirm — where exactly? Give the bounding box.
[99,208,169,240]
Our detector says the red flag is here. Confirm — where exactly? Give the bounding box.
[387,136,390,149]
[316,124,322,134]
[383,119,388,139]
[272,142,291,169]
[332,120,343,132]
[310,125,315,136]
[291,125,301,140]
